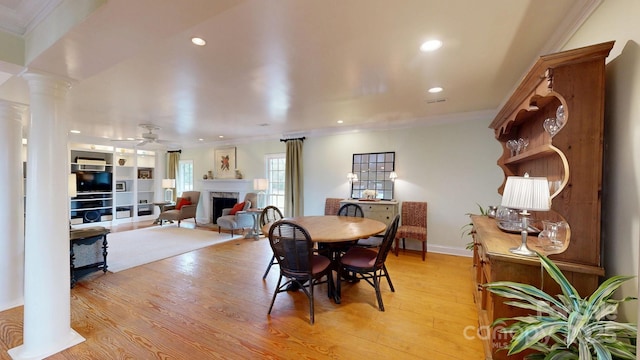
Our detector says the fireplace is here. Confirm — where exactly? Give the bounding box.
[199,179,252,224]
[211,192,239,223]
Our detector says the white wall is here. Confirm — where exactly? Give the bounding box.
[185,115,503,255]
[563,0,640,322]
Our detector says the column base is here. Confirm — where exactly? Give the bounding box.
[8,329,85,360]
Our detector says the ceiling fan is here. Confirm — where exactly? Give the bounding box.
[112,124,176,147]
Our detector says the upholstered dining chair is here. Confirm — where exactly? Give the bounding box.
[337,214,400,311]
[324,198,343,216]
[260,205,284,279]
[394,201,428,261]
[157,191,200,227]
[267,220,333,324]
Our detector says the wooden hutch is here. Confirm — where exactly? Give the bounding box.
[471,41,614,359]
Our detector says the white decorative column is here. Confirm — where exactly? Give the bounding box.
[9,72,85,360]
[0,100,27,311]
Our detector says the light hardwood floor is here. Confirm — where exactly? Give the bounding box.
[0,221,485,359]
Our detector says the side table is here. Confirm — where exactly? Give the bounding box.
[245,208,263,240]
[70,226,110,288]
[153,201,175,224]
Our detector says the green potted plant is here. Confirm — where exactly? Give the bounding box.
[484,253,637,359]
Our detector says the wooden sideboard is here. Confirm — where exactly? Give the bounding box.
[340,199,398,232]
[471,215,604,359]
[475,41,614,359]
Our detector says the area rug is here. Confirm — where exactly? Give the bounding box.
[106,226,242,272]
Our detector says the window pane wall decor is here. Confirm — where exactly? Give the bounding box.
[351,152,395,200]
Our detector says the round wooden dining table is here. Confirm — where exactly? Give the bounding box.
[282,215,387,304]
[284,215,386,243]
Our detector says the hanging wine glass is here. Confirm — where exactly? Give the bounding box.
[506,140,517,157]
[556,105,565,127]
[543,117,559,137]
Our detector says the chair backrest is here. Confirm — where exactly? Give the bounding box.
[324,198,343,215]
[260,206,283,228]
[181,191,201,207]
[400,201,427,227]
[244,192,258,210]
[268,220,314,279]
[375,215,400,268]
[337,203,364,217]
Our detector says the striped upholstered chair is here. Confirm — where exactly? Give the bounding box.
[394,201,428,261]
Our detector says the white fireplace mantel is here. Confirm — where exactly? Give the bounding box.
[199,179,253,223]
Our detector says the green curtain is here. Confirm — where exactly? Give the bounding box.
[167,151,180,201]
[284,138,304,217]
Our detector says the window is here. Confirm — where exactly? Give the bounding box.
[177,160,193,195]
[266,153,285,213]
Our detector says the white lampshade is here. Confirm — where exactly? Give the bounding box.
[162,178,175,189]
[501,174,550,211]
[253,178,268,191]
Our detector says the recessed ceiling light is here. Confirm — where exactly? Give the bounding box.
[191,37,206,46]
[420,40,443,52]
[337,120,344,124]
[198,138,204,141]
[218,135,224,139]
[126,137,135,141]
[70,129,81,134]
[428,87,443,93]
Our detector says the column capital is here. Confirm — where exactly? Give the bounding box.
[0,100,28,123]
[21,70,73,99]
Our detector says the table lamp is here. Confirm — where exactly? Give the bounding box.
[501,173,550,256]
[162,178,175,202]
[253,178,268,209]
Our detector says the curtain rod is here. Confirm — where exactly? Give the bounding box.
[280,137,306,142]
[167,150,182,153]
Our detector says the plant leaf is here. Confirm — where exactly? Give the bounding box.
[537,253,581,310]
[507,321,565,355]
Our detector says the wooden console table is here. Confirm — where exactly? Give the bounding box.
[70,226,110,288]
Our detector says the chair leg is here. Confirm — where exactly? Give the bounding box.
[402,238,406,250]
[373,272,384,311]
[309,280,315,324]
[382,265,395,292]
[335,266,342,304]
[268,274,283,315]
[422,241,426,261]
[394,238,400,256]
[262,255,275,279]
[177,220,181,227]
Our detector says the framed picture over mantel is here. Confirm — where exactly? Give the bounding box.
[214,146,236,179]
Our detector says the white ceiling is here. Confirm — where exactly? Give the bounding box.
[0,0,600,148]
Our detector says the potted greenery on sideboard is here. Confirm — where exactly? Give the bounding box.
[484,253,636,359]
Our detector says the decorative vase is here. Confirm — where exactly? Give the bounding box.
[235,170,243,179]
[207,170,213,179]
[118,158,126,166]
[539,220,565,250]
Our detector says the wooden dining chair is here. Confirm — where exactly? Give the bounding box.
[260,205,283,279]
[337,215,400,311]
[267,220,333,324]
[337,203,364,217]
[394,201,428,261]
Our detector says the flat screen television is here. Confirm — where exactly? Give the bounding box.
[76,171,112,192]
